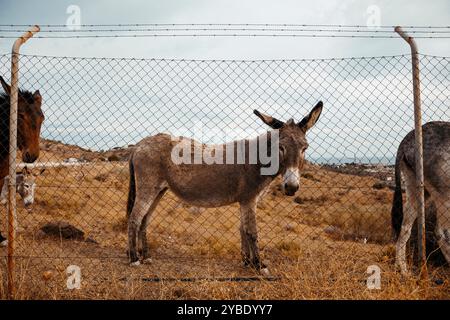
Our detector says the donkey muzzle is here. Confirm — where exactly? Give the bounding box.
[23,151,38,163]
[284,183,299,196]
[283,167,300,196]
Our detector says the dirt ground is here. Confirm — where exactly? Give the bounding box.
[0,147,449,299]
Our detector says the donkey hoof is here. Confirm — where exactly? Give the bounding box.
[0,240,7,247]
[143,258,152,264]
[260,267,271,277]
[261,260,269,269]
[130,260,141,267]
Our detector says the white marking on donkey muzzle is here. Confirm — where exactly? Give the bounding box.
[283,167,300,196]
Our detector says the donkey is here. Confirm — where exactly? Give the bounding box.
[0,167,45,246]
[0,76,44,246]
[0,167,45,207]
[392,121,450,275]
[127,102,323,272]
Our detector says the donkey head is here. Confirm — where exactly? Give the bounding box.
[254,101,323,196]
[17,166,45,208]
[1,76,44,163]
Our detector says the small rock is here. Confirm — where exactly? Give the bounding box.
[42,270,53,281]
[372,181,386,190]
[42,222,84,239]
[285,223,295,231]
[173,288,185,298]
[261,268,271,277]
[130,260,141,267]
[85,237,98,244]
[293,196,304,204]
[324,225,341,235]
[40,221,85,241]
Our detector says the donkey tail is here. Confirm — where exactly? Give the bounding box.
[391,151,404,240]
[126,153,136,219]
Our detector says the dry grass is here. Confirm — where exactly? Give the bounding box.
[0,159,448,300]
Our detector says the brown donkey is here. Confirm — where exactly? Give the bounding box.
[127,102,323,273]
[0,76,44,245]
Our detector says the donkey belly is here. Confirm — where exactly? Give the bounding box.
[165,165,245,207]
[171,190,236,208]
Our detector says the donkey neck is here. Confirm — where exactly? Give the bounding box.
[0,95,10,165]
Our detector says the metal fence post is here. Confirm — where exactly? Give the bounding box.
[394,26,427,280]
[7,25,40,300]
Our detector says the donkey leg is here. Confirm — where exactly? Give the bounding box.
[128,195,153,266]
[138,188,167,263]
[395,166,417,276]
[239,223,251,266]
[239,200,266,270]
[434,196,450,264]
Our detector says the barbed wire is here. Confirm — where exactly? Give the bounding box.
[0,33,449,39]
[1,27,450,34]
[0,23,449,28]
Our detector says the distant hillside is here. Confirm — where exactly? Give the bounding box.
[39,138,133,162]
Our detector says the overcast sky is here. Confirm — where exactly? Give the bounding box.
[0,0,449,59]
[0,1,448,163]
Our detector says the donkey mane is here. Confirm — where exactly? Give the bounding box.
[0,90,36,105]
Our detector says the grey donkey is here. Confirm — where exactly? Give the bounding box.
[391,121,450,275]
[0,166,45,246]
[127,102,323,273]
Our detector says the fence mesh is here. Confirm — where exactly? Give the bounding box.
[0,53,449,299]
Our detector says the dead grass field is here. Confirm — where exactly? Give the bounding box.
[0,148,449,299]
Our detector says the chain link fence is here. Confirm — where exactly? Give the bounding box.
[0,53,448,299]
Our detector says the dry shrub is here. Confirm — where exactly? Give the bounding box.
[322,203,392,244]
[294,195,329,205]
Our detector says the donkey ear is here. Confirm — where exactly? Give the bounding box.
[298,101,323,132]
[0,76,11,96]
[33,90,42,104]
[253,110,285,129]
[22,166,30,175]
